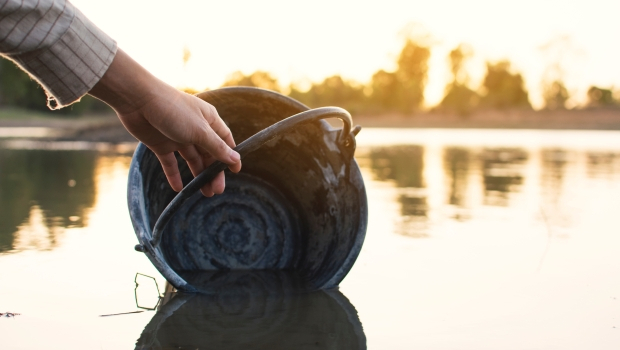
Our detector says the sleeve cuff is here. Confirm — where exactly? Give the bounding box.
[8,7,117,109]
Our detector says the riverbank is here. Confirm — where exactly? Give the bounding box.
[2,107,620,144]
[0,109,135,143]
[353,107,620,130]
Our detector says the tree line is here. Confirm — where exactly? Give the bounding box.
[222,40,619,116]
[0,58,109,116]
[1,39,618,117]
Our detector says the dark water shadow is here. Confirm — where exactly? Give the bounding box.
[135,271,366,350]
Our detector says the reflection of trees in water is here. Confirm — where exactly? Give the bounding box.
[541,149,568,203]
[481,148,527,206]
[444,147,470,207]
[369,146,428,237]
[586,152,620,179]
[369,145,424,187]
[399,195,427,217]
[0,150,97,252]
[443,147,471,221]
[540,149,572,233]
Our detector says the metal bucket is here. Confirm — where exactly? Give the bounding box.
[128,87,367,293]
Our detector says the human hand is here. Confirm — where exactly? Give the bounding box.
[89,49,241,196]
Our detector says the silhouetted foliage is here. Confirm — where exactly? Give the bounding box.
[363,39,431,113]
[480,61,531,109]
[394,39,431,112]
[222,71,281,92]
[291,39,432,115]
[0,57,111,115]
[289,75,366,114]
[289,39,430,115]
[542,80,569,110]
[441,85,479,116]
[447,44,471,85]
[0,33,613,117]
[539,35,573,110]
[0,58,46,109]
[587,86,617,107]
[367,70,401,112]
[439,45,479,116]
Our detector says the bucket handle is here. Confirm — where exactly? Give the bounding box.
[141,106,359,250]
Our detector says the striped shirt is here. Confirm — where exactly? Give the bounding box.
[0,0,117,109]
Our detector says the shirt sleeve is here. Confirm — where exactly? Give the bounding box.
[0,0,117,109]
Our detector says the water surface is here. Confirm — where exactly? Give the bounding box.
[1,128,619,349]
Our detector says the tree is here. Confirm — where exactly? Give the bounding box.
[366,39,431,113]
[289,75,366,114]
[587,86,617,107]
[439,44,479,116]
[367,70,401,112]
[395,39,431,112]
[539,36,574,110]
[447,44,472,85]
[440,84,479,116]
[480,61,531,109]
[0,58,47,110]
[542,81,569,110]
[221,71,280,92]
[0,58,110,115]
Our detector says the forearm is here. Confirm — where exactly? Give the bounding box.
[88,49,160,115]
[2,0,241,195]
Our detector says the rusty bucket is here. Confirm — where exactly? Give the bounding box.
[128,87,367,293]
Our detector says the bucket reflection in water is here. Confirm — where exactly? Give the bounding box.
[135,271,366,350]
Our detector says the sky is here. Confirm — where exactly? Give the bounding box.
[72,0,620,109]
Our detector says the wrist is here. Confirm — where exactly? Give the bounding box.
[89,48,161,114]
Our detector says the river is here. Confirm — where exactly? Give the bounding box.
[1,128,619,349]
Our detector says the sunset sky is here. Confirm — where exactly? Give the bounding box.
[73,0,620,109]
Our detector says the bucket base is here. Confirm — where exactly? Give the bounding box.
[162,173,301,272]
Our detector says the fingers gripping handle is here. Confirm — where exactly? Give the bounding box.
[146,107,356,249]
